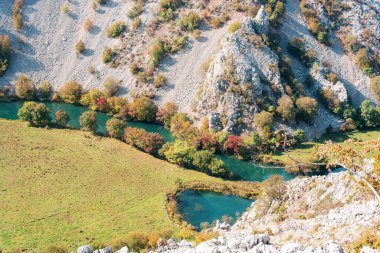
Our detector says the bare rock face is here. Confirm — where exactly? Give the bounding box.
[311,63,348,103]
[194,15,284,134]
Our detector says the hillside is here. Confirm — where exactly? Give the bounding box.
[0,119,246,251]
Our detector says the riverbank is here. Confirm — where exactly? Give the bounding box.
[270,128,380,168]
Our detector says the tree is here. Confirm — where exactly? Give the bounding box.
[159,140,196,166]
[38,80,52,101]
[371,76,380,103]
[55,110,70,126]
[192,150,227,176]
[106,118,127,139]
[359,100,380,128]
[124,127,164,154]
[59,81,83,104]
[156,102,178,128]
[103,77,121,96]
[80,89,107,111]
[128,96,158,122]
[254,111,274,131]
[169,112,200,146]
[107,96,129,116]
[80,111,97,132]
[276,96,296,121]
[0,34,11,76]
[296,96,318,122]
[18,102,52,127]
[15,74,36,100]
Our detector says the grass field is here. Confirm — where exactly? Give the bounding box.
[273,128,380,165]
[0,119,248,251]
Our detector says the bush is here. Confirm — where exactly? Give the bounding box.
[55,110,70,126]
[156,102,178,128]
[106,118,126,139]
[359,100,380,128]
[355,48,372,71]
[177,12,201,31]
[169,113,200,146]
[153,73,166,88]
[276,96,296,122]
[13,7,23,31]
[255,175,286,218]
[228,22,241,33]
[149,39,165,67]
[124,127,165,154]
[254,111,274,131]
[75,40,85,55]
[61,3,70,14]
[0,34,11,76]
[192,150,227,176]
[102,47,116,64]
[79,111,97,131]
[59,81,83,104]
[84,18,93,31]
[223,135,251,159]
[103,77,121,96]
[296,96,318,122]
[128,96,158,122]
[293,129,305,143]
[158,0,179,20]
[18,102,52,127]
[15,74,36,100]
[107,96,129,116]
[371,76,380,102]
[210,17,222,29]
[108,232,149,252]
[38,81,52,100]
[107,21,126,38]
[128,0,143,18]
[160,140,196,166]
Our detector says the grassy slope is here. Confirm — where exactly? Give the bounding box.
[273,128,380,164]
[0,119,233,251]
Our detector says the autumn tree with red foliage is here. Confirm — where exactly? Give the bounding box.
[124,127,165,154]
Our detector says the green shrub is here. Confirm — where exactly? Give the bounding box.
[15,74,36,100]
[359,100,380,128]
[107,21,126,38]
[177,12,201,31]
[149,39,165,67]
[102,47,116,64]
[228,22,241,33]
[158,0,180,20]
[106,118,126,139]
[0,35,10,76]
[159,140,196,166]
[18,102,52,127]
[59,81,83,104]
[192,150,227,176]
[124,127,165,154]
[61,3,70,14]
[79,111,97,132]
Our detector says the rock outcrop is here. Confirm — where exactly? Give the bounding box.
[194,14,284,134]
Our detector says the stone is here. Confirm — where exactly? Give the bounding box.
[94,247,112,253]
[115,246,129,253]
[77,245,93,253]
